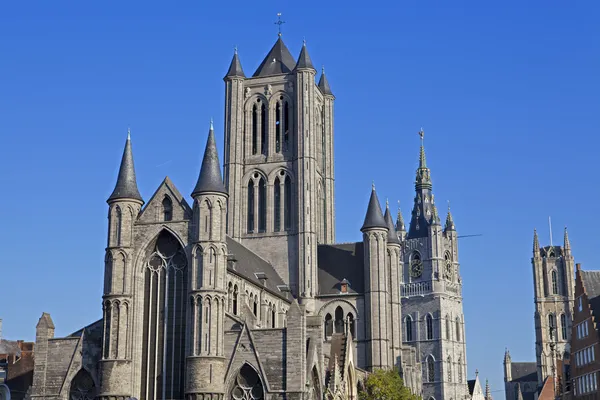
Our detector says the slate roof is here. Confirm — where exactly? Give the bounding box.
[384,205,401,245]
[467,379,476,396]
[294,43,315,71]
[361,188,387,230]
[317,242,365,295]
[581,270,600,329]
[226,237,289,301]
[511,362,537,382]
[318,71,333,96]
[253,37,297,77]
[107,134,143,203]
[225,51,245,78]
[0,339,20,356]
[192,124,227,196]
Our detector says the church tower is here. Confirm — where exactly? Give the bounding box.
[186,122,229,398]
[400,131,469,400]
[99,131,144,399]
[222,33,335,311]
[532,228,575,386]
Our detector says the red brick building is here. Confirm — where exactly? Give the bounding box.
[570,264,600,398]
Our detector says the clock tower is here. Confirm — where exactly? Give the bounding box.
[399,131,469,400]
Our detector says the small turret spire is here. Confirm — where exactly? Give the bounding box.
[225,47,246,79]
[361,185,387,231]
[107,130,144,204]
[384,201,401,245]
[445,200,455,231]
[191,120,227,197]
[533,229,540,257]
[295,40,315,71]
[396,201,406,232]
[564,226,571,251]
[504,348,511,363]
[318,66,334,96]
[485,379,491,400]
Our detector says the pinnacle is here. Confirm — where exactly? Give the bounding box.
[361,186,387,231]
[191,121,227,197]
[107,131,144,204]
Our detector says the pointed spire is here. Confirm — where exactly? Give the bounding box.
[504,348,511,363]
[533,229,540,257]
[107,131,144,204]
[253,37,297,77]
[361,185,387,231]
[564,227,571,251]
[445,201,455,231]
[192,121,227,197]
[384,201,401,245]
[516,383,523,400]
[396,201,406,232]
[415,128,431,189]
[485,379,491,400]
[294,41,315,71]
[318,66,334,96]
[225,47,245,79]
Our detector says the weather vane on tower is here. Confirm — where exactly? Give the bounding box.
[275,13,285,37]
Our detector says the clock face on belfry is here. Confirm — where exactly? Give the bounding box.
[411,259,423,278]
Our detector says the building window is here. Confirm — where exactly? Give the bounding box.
[548,313,556,338]
[162,196,173,221]
[252,103,258,155]
[283,100,290,152]
[260,103,267,155]
[560,314,567,340]
[274,177,281,231]
[457,356,462,383]
[258,178,266,232]
[427,356,435,383]
[334,306,344,334]
[233,285,238,315]
[284,176,292,230]
[426,314,433,340]
[455,317,461,342]
[247,181,254,233]
[347,313,355,337]
[579,297,583,312]
[551,270,558,295]
[324,314,333,337]
[405,316,413,342]
[446,315,451,340]
[447,356,452,382]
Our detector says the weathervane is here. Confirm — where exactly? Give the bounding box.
[418,127,425,145]
[274,13,285,37]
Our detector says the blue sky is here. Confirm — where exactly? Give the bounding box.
[1,1,599,396]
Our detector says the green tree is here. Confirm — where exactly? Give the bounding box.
[358,369,420,400]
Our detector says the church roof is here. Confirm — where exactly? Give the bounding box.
[510,362,537,383]
[192,122,227,197]
[225,50,245,78]
[467,379,476,396]
[294,43,315,71]
[361,187,387,231]
[317,242,365,295]
[107,132,144,203]
[226,237,289,301]
[318,70,333,96]
[253,37,297,77]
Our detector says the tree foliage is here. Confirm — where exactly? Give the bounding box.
[358,369,420,400]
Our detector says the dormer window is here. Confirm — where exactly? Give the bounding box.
[340,278,349,294]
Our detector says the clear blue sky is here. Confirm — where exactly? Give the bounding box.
[1,1,599,397]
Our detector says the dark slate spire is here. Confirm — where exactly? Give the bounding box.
[253,37,297,77]
[361,184,387,231]
[192,120,227,197]
[384,201,401,245]
[407,129,437,239]
[318,66,334,96]
[225,47,245,79]
[294,41,315,71]
[107,130,144,204]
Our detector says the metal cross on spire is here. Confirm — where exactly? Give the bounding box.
[275,13,285,37]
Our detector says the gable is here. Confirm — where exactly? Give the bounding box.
[138,177,192,223]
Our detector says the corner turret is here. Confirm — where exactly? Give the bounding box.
[533,229,540,258]
[384,201,401,246]
[107,130,144,204]
[503,348,512,381]
[318,66,334,97]
[445,202,456,232]
[361,185,387,231]
[192,120,227,197]
[564,227,571,256]
[224,48,245,79]
[294,41,316,71]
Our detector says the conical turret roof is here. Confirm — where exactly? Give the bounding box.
[294,42,315,71]
[253,37,297,77]
[384,202,401,245]
[318,67,333,96]
[225,49,245,79]
[192,121,227,197]
[361,185,387,231]
[107,131,144,204]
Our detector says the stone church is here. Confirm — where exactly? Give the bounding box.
[503,229,575,400]
[29,34,471,400]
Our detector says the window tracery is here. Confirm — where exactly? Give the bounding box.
[69,369,96,400]
[230,364,264,400]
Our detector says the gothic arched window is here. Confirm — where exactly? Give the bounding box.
[247,181,254,233]
[69,369,96,400]
[271,305,276,328]
[258,178,266,232]
[233,285,239,315]
[455,317,461,342]
[561,313,567,340]
[427,356,435,383]
[457,356,463,383]
[405,316,413,342]
[548,313,556,339]
[141,230,187,399]
[446,314,451,340]
[284,176,292,230]
[447,356,452,382]
[162,196,173,221]
[115,206,122,246]
[334,306,344,334]
[347,313,356,338]
[283,100,290,152]
[275,100,282,153]
[552,270,559,295]
[253,296,258,317]
[324,313,333,337]
[252,103,258,155]
[426,314,433,340]
[229,364,264,400]
[274,177,281,231]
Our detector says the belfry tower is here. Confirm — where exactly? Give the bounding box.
[222,31,335,311]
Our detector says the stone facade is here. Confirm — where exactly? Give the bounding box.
[27,35,475,400]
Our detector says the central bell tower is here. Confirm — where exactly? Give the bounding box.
[222,34,335,310]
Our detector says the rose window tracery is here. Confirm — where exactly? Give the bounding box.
[69,370,96,400]
[230,364,264,400]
